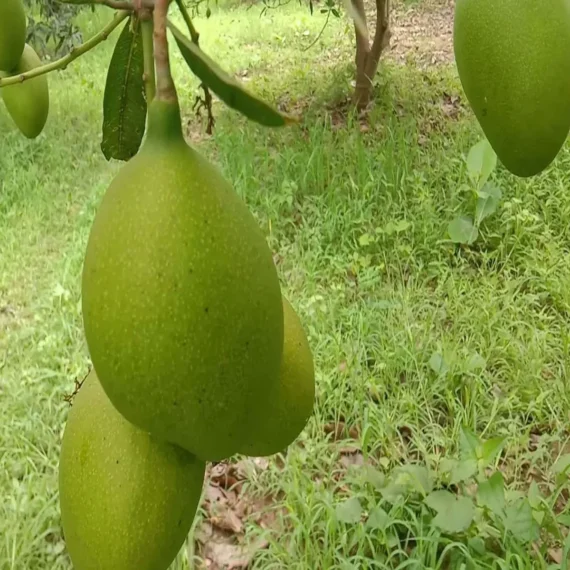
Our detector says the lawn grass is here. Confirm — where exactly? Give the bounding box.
[1,1,570,568]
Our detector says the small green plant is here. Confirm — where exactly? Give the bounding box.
[448,138,502,245]
[334,426,570,566]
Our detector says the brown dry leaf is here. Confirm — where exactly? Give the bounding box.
[210,509,244,534]
[211,463,241,490]
[203,537,269,570]
[547,548,563,564]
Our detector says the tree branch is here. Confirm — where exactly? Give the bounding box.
[365,0,390,78]
[351,0,369,75]
[153,0,177,102]
[175,0,200,44]
[0,11,129,88]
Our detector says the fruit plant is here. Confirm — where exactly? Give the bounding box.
[1,0,316,567]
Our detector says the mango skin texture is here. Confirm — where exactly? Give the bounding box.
[239,297,315,457]
[454,0,570,177]
[82,100,284,462]
[1,44,49,139]
[58,370,206,570]
[0,0,26,72]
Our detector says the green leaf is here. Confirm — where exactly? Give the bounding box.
[553,454,570,475]
[361,466,386,490]
[359,233,373,247]
[335,497,363,524]
[504,498,540,543]
[384,220,411,235]
[527,481,542,510]
[366,506,390,530]
[448,216,478,245]
[450,459,478,484]
[466,352,486,372]
[475,183,502,225]
[477,472,505,516]
[101,17,147,162]
[429,352,448,375]
[467,139,497,189]
[459,426,481,460]
[480,437,506,467]
[395,464,433,495]
[425,491,475,533]
[468,536,486,555]
[168,21,298,128]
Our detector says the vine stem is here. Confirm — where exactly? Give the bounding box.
[153,0,177,102]
[141,19,156,102]
[0,11,129,88]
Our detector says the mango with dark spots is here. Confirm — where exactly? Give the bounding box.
[0,0,26,72]
[59,370,205,570]
[1,44,49,139]
[240,296,315,457]
[454,0,570,177]
[81,98,283,462]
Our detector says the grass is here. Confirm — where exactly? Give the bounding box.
[1,1,570,568]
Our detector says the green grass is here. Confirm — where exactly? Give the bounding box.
[2,1,570,568]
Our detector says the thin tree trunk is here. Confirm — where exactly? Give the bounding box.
[353,0,390,110]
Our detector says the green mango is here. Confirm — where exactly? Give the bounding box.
[454,0,570,177]
[1,44,49,139]
[239,297,315,457]
[0,0,26,72]
[59,370,205,570]
[82,98,283,462]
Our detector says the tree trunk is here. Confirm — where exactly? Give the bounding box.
[352,0,390,110]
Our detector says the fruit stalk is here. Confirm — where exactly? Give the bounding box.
[153,0,177,103]
[0,11,129,89]
[174,0,199,44]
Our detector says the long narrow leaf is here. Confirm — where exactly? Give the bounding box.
[168,20,298,128]
[101,17,147,161]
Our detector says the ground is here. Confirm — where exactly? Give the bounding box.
[1,0,570,568]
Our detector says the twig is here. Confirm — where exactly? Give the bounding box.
[303,9,331,52]
[153,0,177,102]
[63,369,91,406]
[60,0,134,8]
[174,0,215,132]
[0,11,129,88]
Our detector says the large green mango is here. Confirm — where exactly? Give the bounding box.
[82,98,283,462]
[454,0,570,177]
[1,44,49,139]
[0,0,26,72]
[239,296,315,457]
[59,370,206,570]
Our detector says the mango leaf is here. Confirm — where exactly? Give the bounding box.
[168,21,298,127]
[425,490,475,533]
[504,498,540,543]
[448,216,478,245]
[335,497,362,524]
[467,139,497,189]
[101,17,146,162]
[477,472,505,516]
[475,183,502,225]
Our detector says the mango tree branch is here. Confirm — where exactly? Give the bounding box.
[60,0,134,9]
[153,0,177,102]
[365,0,390,77]
[0,10,129,88]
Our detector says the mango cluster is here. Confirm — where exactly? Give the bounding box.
[58,98,316,570]
[454,0,570,177]
[0,0,49,138]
